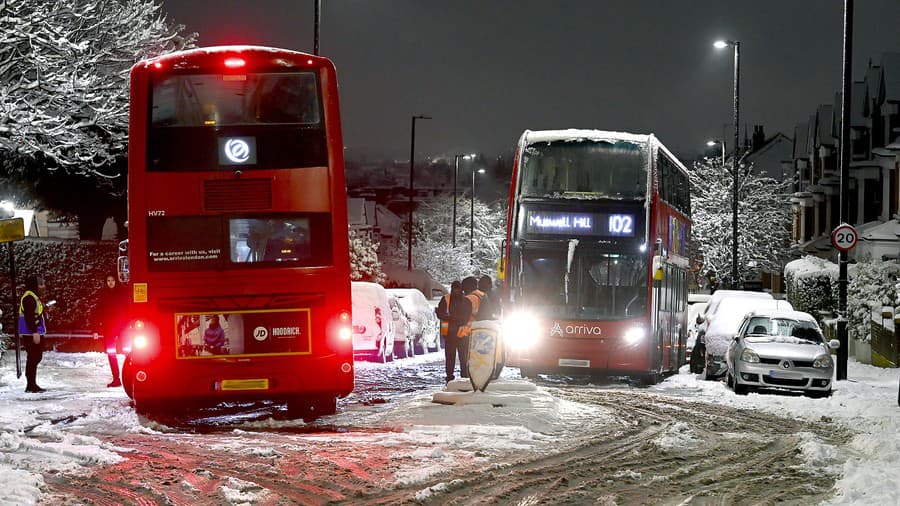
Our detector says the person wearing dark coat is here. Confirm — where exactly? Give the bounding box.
[93,274,127,387]
[19,276,48,393]
[435,280,472,382]
[474,275,499,321]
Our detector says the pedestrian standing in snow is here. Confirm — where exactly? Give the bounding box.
[93,274,127,387]
[474,275,499,321]
[436,280,471,382]
[19,276,49,393]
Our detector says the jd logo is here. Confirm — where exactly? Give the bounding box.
[550,322,563,337]
[253,326,268,341]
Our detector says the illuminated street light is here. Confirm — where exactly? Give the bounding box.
[453,153,475,248]
[706,139,726,166]
[407,114,432,270]
[470,167,486,254]
[714,38,741,288]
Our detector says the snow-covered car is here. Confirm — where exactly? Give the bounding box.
[690,290,774,374]
[726,309,839,397]
[351,282,395,362]
[386,288,440,354]
[700,297,793,380]
[388,295,414,358]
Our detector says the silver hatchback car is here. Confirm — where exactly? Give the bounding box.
[725,309,839,397]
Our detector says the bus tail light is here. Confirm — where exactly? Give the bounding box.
[224,57,246,69]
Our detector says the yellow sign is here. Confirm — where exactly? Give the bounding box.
[0,218,25,243]
[221,379,269,391]
[133,283,148,303]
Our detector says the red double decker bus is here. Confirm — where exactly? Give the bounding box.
[500,129,692,384]
[120,46,353,418]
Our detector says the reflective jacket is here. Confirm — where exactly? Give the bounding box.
[18,290,47,335]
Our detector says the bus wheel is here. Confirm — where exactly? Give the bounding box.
[288,395,336,422]
[519,366,531,379]
[121,354,134,399]
[639,373,659,386]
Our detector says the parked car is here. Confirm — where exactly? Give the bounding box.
[726,309,839,397]
[686,301,708,363]
[388,295,415,358]
[690,290,774,374]
[386,288,441,354]
[700,296,793,380]
[351,281,395,362]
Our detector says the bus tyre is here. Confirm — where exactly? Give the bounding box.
[121,354,134,399]
[288,395,337,422]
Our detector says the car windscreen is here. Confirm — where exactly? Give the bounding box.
[745,317,823,343]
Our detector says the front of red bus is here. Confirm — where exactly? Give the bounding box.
[501,130,659,381]
[123,47,353,418]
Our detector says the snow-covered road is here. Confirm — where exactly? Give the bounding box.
[1,351,898,504]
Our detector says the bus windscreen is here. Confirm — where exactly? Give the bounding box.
[520,139,648,199]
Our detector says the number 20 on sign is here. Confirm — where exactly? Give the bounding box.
[831,224,858,252]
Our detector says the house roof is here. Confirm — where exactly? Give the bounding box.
[881,52,900,103]
[817,104,835,146]
[851,81,868,126]
[793,121,809,159]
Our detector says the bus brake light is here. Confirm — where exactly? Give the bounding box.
[224,57,246,69]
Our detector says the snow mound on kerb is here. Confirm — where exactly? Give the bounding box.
[432,379,537,406]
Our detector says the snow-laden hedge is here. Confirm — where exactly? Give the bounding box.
[0,239,117,337]
[784,255,900,342]
[784,256,838,319]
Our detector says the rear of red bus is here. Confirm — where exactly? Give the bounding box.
[123,46,353,418]
[501,130,687,383]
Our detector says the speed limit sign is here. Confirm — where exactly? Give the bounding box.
[831,224,858,252]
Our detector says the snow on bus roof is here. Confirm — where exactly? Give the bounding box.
[522,129,651,145]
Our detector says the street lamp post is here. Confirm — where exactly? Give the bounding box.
[470,167,485,254]
[715,38,741,289]
[706,139,726,166]
[452,154,475,248]
[408,114,432,271]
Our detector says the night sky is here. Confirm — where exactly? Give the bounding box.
[161,0,900,162]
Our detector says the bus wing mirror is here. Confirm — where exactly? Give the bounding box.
[117,256,130,284]
[652,255,664,281]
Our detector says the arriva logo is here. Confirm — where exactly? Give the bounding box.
[224,138,250,163]
[549,322,603,337]
[550,322,563,337]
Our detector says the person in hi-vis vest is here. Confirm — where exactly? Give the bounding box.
[19,276,48,393]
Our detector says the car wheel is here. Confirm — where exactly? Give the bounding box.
[732,375,748,395]
[805,389,831,399]
[726,371,734,388]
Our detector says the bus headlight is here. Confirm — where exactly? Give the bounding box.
[623,327,645,345]
[133,334,149,350]
[503,311,541,350]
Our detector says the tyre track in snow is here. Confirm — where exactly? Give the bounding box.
[384,388,851,505]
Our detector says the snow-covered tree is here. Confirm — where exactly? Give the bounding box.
[348,227,386,283]
[390,194,507,284]
[689,157,792,287]
[0,0,195,174]
[847,260,900,341]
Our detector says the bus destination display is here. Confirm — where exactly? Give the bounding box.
[524,210,635,237]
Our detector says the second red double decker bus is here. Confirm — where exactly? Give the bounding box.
[120,46,353,419]
[500,129,692,384]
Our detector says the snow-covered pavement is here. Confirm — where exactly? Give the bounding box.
[0,351,898,504]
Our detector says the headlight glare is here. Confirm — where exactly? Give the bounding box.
[502,311,540,350]
[740,349,760,363]
[623,327,645,345]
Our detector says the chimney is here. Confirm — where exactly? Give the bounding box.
[752,125,766,152]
